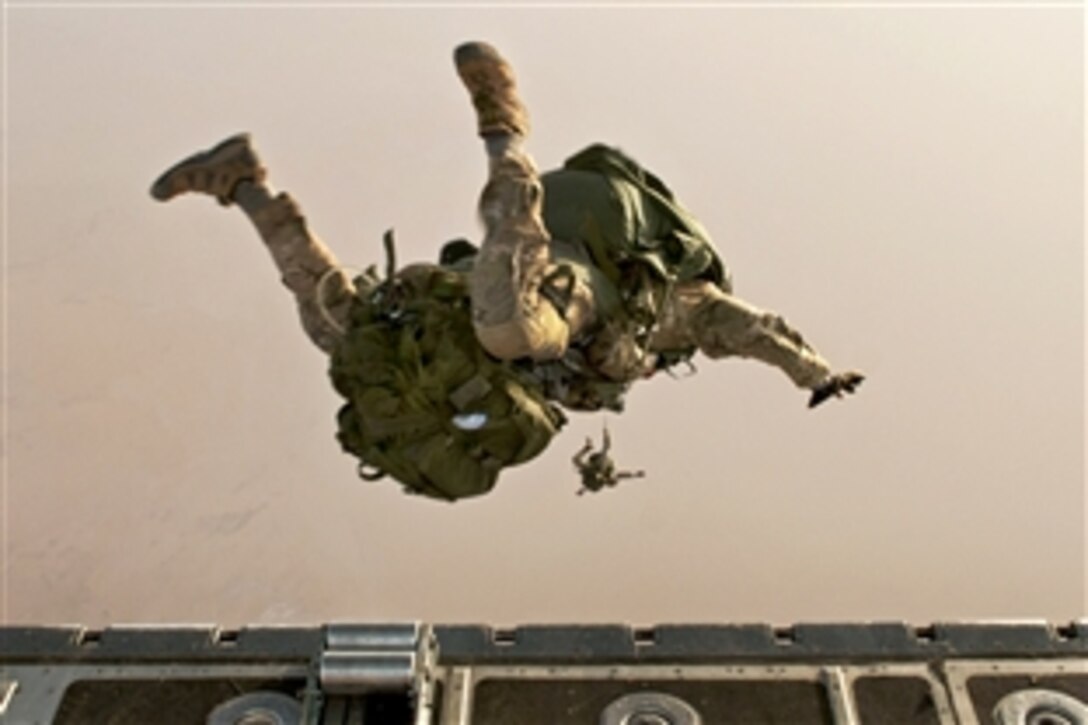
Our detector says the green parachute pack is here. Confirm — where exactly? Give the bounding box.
[329,144,726,501]
[329,255,567,502]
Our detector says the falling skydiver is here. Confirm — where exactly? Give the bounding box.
[573,426,646,496]
[149,41,863,501]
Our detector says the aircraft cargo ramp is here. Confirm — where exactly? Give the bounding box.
[1,621,1086,724]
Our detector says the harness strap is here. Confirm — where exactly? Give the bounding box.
[539,264,577,320]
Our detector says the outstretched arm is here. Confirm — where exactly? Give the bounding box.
[650,280,864,407]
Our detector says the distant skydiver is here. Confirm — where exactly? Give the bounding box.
[573,426,645,496]
[149,42,863,501]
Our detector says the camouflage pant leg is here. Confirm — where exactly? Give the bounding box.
[244,191,357,354]
[650,280,832,390]
[470,148,577,361]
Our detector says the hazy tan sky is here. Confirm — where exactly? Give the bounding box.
[4,2,1084,628]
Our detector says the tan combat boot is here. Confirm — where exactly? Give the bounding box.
[149,133,266,205]
[454,42,529,138]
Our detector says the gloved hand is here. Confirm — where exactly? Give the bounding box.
[808,371,865,409]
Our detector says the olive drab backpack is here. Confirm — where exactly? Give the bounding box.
[328,247,566,501]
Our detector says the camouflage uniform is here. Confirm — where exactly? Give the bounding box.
[150,42,860,409]
[456,41,844,398]
[473,143,834,391]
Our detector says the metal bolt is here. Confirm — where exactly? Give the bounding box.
[601,692,699,725]
[993,689,1088,725]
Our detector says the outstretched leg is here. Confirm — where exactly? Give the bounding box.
[454,42,594,361]
[150,134,356,353]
